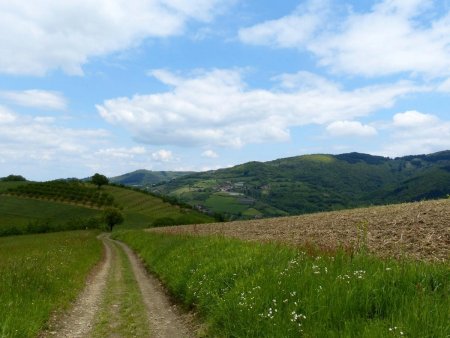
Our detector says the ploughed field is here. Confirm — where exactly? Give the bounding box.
[150,199,450,261]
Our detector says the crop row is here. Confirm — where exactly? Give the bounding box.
[5,180,116,208]
[114,231,449,337]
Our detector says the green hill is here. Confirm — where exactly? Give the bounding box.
[148,150,450,219]
[0,180,213,236]
[110,169,193,187]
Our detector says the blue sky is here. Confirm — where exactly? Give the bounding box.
[1,0,450,180]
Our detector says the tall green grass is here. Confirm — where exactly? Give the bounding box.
[114,231,449,337]
[0,231,102,337]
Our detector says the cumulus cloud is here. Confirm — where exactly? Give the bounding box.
[202,149,219,158]
[239,0,450,78]
[152,149,174,162]
[0,0,232,76]
[392,110,439,128]
[97,68,419,148]
[326,120,377,137]
[0,109,109,158]
[380,110,450,156]
[0,90,67,110]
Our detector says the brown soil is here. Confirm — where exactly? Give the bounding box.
[117,241,196,338]
[150,199,450,262]
[41,234,195,338]
[41,234,112,337]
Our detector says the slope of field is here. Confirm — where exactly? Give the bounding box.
[104,185,214,229]
[150,150,450,219]
[0,180,213,235]
[151,199,450,261]
[0,231,102,337]
[0,195,101,235]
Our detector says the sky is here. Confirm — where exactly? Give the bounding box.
[1,0,450,181]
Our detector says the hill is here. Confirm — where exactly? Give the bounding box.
[146,151,450,219]
[0,180,213,235]
[110,169,193,187]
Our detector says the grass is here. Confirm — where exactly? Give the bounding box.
[92,240,149,337]
[204,193,248,214]
[114,231,450,337]
[0,231,102,337]
[0,195,101,236]
[104,185,213,229]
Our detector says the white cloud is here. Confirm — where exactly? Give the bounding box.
[95,146,147,159]
[238,0,326,48]
[0,90,67,110]
[97,68,419,148]
[380,110,450,156]
[438,78,450,93]
[392,110,439,128]
[0,106,17,123]
[202,149,219,158]
[326,120,377,137]
[152,149,174,162]
[239,0,450,78]
[0,0,232,76]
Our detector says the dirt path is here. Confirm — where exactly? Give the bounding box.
[117,240,195,338]
[41,234,112,337]
[41,234,194,338]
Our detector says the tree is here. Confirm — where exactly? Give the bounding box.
[1,174,26,182]
[91,173,109,189]
[103,207,124,231]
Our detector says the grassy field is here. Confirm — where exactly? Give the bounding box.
[0,231,102,337]
[0,195,101,236]
[0,182,213,236]
[204,193,248,214]
[114,231,449,337]
[104,185,213,229]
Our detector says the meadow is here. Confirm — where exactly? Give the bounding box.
[0,195,101,236]
[114,231,449,337]
[103,185,213,229]
[0,231,102,337]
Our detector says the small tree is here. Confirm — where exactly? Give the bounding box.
[91,173,109,189]
[103,207,124,231]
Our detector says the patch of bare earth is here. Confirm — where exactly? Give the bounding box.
[40,234,112,338]
[116,240,197,338]
[41,235,196,338]
[150,199,450,262]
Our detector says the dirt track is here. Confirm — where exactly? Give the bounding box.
[150,199,450,262]
[41,235,194,337]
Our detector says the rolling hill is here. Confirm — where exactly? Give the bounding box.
[110,169,193,187]
[134,151,450,219]
[0,180,213,236]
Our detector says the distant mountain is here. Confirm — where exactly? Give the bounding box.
[110,169,194,187]
[148,151,450,220]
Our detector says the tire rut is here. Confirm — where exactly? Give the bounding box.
[41,234,112,338]
[41,234,195,338]
[115,240,195,338]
